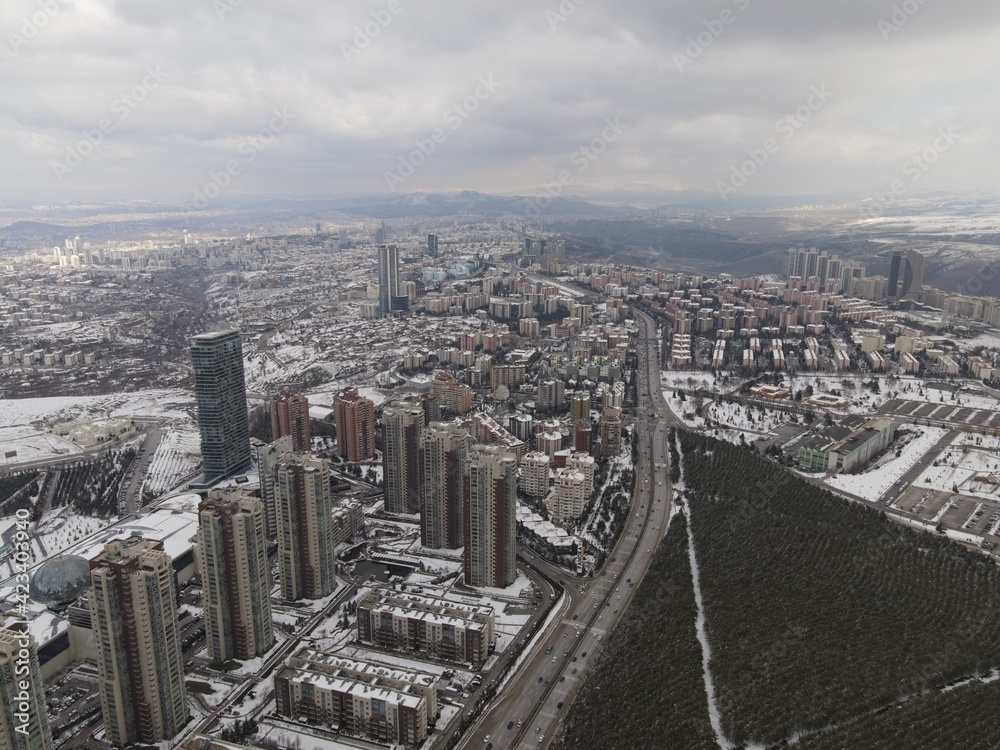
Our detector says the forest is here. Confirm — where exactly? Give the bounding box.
[679,431,1000,747]
[554,512,717,750]
[554,428,1000,749]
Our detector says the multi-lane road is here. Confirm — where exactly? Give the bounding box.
[457,310,680,749]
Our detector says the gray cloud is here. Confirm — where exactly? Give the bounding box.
[1,0,997,205]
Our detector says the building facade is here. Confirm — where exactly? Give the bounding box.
[197,491,273,662]
[464,446,517,589]
[519,452,550,499]
[269,391,311,452]
[430,375,473,416]
[356,586,494,668]
[275,648,433,746]
[334,388,376,463]
[89,539,188,748]
[191,330,250,480]
[419,422,468,550]
[0,628,54,750]
[276,454,335,600]
[382,403,425,515]
[253,435,293,540]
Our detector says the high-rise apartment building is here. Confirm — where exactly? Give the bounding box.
[519,451,551,499]
[253,435,293,539]
[382,403,425,516]
[419,422,469,549]
[600,407,622,457]
[191,330,250,480]
[270,391,311,452]
[0,627,54,750]
[538,379,565,412]
[464,445,517,588]
[89,539,188,748]
[430,374,473,416]
[275,454,335,600]
[567,450,596,496]
[377,244,402,317]
[549,468,586,522]
[333,388,376,463]
[198,490,273,662]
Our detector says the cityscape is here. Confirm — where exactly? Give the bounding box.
[1,215,999,749]
[2,1,1000,749]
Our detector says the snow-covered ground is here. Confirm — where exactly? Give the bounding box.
[913,433,1000,500]
[34,509,110,552]
[143,429,202,498]
[826,425,949,501]
[706,400,790,434]
[0,389,194,464]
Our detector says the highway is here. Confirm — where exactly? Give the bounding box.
[456,310,681,749]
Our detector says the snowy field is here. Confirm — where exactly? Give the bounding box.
[143,429,202,498]
[913,433,1000,500]
[826,425,949,501]
[35,509,110,554]
[0,389,194,464]
[706,400,790,434]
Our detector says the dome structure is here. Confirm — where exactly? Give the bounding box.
[29,554,92,607]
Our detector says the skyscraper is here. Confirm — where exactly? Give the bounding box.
[270,391,311,452]
[886,249,903,300]
[89,539,188,748]
[377,244,400,317]
[275,454,335,600]
[420,422,469,549]
[253,435,293,539]
[464,445,517,588]
[427,233,439,257]
[601,407,622,457]
[900,249,925,300]
[191,330,250,480]
[0,627,54,750]
[334,388,376,463]
[382,402,425,515]
[198,490,273,662]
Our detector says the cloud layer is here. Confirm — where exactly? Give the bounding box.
[1,0,998,205]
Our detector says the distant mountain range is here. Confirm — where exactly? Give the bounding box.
[334,190,631,218]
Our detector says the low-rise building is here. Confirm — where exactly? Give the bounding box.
[274,648,435,746]
[356,585,495,668]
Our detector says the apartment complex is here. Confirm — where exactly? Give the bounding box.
[269,391,311,452]
[0,628,54,750]
[197,490,273,662]
[275,648,435,746]
[89,539,188,747]
[382,403,425,515]
[419,422,468,550]
[334,388,376,463]
[276,454,335,600]
[191,330,250,480]
[464,445,517,588]
[356,586,495,668]
[430,374,473,416]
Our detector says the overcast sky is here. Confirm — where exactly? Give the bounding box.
[1,0,998,206]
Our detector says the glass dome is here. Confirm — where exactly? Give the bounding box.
[29,555,92,607]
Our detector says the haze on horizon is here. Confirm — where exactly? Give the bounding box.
[1,0,998,207]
